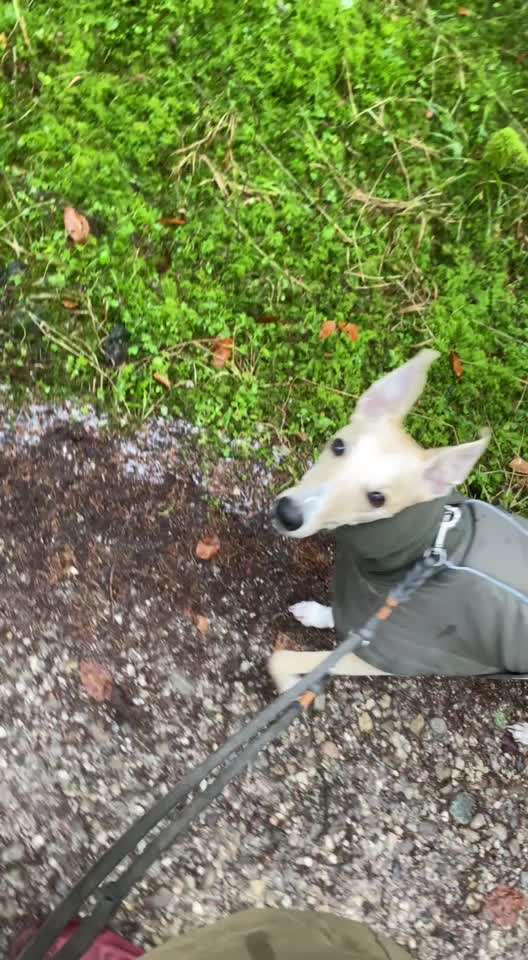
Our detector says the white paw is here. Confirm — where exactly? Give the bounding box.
[508,722,528,746]
[289,601,334,630]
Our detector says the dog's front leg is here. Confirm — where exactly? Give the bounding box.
[268,649,388,694]
[289,601,334,629]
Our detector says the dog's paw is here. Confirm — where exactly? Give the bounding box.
[508,722,528,746]
[289,601,334,630]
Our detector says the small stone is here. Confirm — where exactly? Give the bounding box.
[250,879,266,899]
[379,693,391,710]
[1,842,25,864]
[430,717,448,736]
[321,741,339,759]
[470,813,486,830]
[520,871,528,891]
[492,823,508,842]
[0,726,7,739]
[465,893,480,912]
[168,672,194,698]
[149,887,174,909]
[358,712,373,733]
[449,791,476,825]
[409,715,425,735]
[435,765,451,782]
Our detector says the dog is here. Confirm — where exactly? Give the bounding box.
[269,350,528,734]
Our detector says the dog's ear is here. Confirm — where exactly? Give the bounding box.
[354,349,439,422]
[423,431,490,497]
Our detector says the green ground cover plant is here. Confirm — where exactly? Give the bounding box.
[0,0,526,506]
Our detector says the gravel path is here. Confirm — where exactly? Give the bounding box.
[0,405,527,959]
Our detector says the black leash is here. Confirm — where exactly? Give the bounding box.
[19,558,445,960]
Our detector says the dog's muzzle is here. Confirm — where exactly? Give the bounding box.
[273,496,304,532]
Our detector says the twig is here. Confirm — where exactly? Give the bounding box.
[12,0,32,53]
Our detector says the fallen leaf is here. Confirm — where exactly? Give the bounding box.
[274,632,302,651]
[159,215,187,227]
[339,322,360,343]
[509,456,528,476]
[483,886,526,928]
[457,6,471,15]
[67,74,83,88]
[62,298,79,310]
[195,614,209,635]
[80,661,113,702]
[319,320,337,340]
[195,535,221,561]
[64,206,91,244]
[153,371,171,390]
[450,352,464,380]
[212,337,234,369]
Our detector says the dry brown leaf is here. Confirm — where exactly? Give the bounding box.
[339,322,360,343]
[450,352,464,380]
[195,535,220,561]
[195,614,210,635]
[510,456,528,476]
[212,337,234,369]
[319,320,337,341]
[159,215,187,227]
[64,206,91,244]
[67,74,83,88]
[483,886,526,928]
[426,108,434,120]
[62,298,80,310]
[80,661,113,702]
[274,632,302,652]
[457,6,472,15]
[153,371,171,390]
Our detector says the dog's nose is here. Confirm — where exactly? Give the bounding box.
[274,496,304,532]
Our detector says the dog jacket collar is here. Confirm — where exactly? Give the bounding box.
[333,494,528,675]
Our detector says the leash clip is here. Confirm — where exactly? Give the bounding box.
[423,505,461,568]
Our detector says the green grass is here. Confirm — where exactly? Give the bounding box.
[0,0,527,508]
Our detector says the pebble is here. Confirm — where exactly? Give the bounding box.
[321,740,339,759]
[250,879,266,899]
[492,823,508,842]
[149,887,174,909]
[1,842,25,864]
[358,712,373,733]
[409,715,425,735]
[470,814,486,830]
[449,791,476,825]
[430,717,448,737]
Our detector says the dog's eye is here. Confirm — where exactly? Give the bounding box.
[367,491,386,508]
[331,437,345,457]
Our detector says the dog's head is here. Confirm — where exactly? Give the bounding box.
[273,349,489,538]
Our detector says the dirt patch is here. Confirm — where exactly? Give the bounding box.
[0,408,527,960]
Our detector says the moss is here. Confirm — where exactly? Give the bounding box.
[484,127,528,173]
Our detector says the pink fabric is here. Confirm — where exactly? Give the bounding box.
[13,919,145,960]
